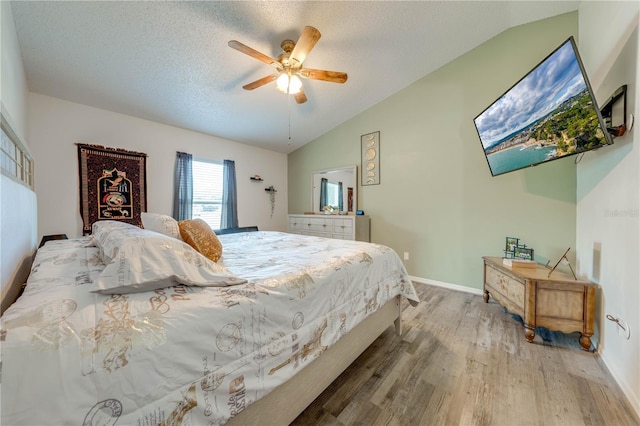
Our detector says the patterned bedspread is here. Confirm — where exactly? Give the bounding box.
[0,231,418,425]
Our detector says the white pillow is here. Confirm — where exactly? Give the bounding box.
[91,220,245,294]
[141,212,181,240]
[92,220,150,262]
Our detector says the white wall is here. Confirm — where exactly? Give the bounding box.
[1,1,29,141]
[28,93,288,239]
[0,1,37,313]
[577,2,640,417]
[0,174,37,313]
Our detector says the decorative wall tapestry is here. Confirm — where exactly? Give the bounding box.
[77,143,147,235]
[361,131,380,185]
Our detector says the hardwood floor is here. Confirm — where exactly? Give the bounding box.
[291,283,639,425]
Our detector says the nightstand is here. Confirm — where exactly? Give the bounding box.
[39,234,68,248]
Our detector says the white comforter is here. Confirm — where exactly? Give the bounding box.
[1,231,418,425]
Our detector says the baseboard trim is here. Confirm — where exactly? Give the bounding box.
[600,350,640,421]
[409,275,483,296]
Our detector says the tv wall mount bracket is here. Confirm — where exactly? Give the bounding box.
[600,84,633,138]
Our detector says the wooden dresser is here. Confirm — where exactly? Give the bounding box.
[482,256,597,351]
[288,214,370,242]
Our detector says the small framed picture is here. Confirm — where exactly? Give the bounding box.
[514,246,534,260]
[505,237,519,253]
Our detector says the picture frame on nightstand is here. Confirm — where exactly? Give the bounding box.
[514,246,534,260]
[505,237,519,252]
[504,237,519,258]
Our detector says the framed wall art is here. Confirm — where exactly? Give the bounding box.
[361,131,380,186]
[77,143,147,234]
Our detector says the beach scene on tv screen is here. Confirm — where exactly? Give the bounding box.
[474,39,609,176]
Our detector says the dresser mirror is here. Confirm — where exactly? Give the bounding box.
[311,165,357,213]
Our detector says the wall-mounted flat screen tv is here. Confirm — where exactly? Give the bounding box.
[473,36,613,177]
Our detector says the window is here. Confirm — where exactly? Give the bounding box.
[192,159,223,229]
[326,181,340,207]
[1,118,33,189]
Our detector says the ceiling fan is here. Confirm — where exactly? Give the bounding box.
[228,26,348,104]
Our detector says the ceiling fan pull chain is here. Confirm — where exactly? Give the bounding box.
[288,88,292,142]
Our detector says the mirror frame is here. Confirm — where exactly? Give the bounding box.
[311,165,357,213]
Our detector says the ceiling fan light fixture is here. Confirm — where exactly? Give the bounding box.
[276,73,302,95]
[229,26,346,104]
[289,75,302,94]
[276,73,289,92]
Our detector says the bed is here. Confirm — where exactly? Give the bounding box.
[0,220,419,425]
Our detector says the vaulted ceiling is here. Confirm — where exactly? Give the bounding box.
[10,1,580,153]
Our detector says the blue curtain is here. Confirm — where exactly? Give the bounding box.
[173,151,192,221]
[221,159,238,229]
[319,178,328,210]
[338,182,343,211]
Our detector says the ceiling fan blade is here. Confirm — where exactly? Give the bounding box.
[228,40,283,71]
[299,68,348,84]
[289,26,321,66]
[242,73,279,90]
[294,88,308,104]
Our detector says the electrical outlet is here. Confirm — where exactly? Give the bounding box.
[404,252,409,261]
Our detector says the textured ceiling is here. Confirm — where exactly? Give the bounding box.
[10,1,580,154]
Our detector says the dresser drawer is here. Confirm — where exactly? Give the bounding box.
[331,218,353,235]
[288,215,368,241]
[486,265,525,302]
[306,217,328,233]
[485,264,524,316]
[329,232,351,240]
[288,216,307,230]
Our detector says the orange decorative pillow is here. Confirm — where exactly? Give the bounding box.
[178,219,223,262]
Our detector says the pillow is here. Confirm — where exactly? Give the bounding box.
[91,222,245,294]
[92,220,147,262]
[141,212,181,240]
[178,219,223,263]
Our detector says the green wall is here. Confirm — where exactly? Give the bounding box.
[288,12,579,290]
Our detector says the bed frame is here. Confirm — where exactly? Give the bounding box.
[229,296,402,425]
